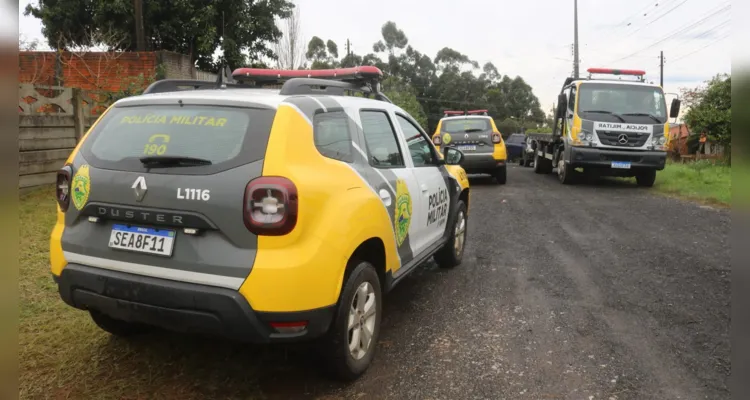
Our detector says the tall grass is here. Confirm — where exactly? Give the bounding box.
[656,160,731,205]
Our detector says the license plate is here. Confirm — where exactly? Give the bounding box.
[611,161,631,169]
[108,224,176,256]
[457,145,476,151]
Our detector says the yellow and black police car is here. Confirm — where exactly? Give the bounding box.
[50,66,471,380]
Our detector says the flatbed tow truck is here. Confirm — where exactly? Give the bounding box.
[527,67,681,186]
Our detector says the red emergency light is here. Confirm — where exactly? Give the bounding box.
[232,66,383,83]
[443,110,465,116]
[466,109,488,115]
[587,67,646,76]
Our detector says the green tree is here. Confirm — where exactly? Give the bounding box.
[306,36,339,69]
[24,0,294,72]
[382,76,428,129]
[682,74,731,156]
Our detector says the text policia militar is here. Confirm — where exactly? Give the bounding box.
[427,187,449,226]
[119,114,228,127]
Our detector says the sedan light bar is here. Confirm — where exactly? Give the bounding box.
[443,109,490,117]
[232,66,383,84]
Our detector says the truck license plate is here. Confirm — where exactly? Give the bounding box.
[108,224,176,256]
[611,161,631,169]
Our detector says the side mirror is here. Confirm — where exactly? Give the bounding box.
[669,98,681,118]
[442,146,464,165]
[556,93,568,119]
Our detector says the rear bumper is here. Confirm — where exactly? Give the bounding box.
[55,264,335,343]
[569,147,667,170]
[460,153,504,172]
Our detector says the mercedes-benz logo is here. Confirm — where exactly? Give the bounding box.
[617,134,629,144]
[132,176,148,202]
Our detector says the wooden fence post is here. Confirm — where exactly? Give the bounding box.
[71,88,84,142]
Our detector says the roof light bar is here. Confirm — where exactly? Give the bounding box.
[587,67,646,77]
[466,109,488,115]
[232,66,383,83]
[443,110,465,116]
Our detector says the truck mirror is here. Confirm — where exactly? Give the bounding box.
[557,93,567,119]
[669,98,681,119]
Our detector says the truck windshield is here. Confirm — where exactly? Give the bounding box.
[576,83,667,124]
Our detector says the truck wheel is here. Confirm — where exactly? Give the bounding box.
[558,160,577,184]
[90,311,152,337]
[494,166,507,184]
[533,152,545,174]
[323,260,382,381]
[636,170,657,187]
[435,200,467,268]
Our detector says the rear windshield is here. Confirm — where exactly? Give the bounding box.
[80,104,275,174]
[441,118,491,133]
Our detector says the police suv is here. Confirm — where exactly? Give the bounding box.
[51,66,471,380]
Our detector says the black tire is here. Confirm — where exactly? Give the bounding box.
[323,261,382,381]
[636,170,657,187]
[434,200,468,269]
[557,159,577,185]
[90,310,152,337]
[519,158,525,167]
[493,165,507,184]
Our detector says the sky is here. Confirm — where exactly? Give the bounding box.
[18,0,732,117]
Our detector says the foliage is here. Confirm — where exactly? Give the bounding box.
[304,21,545,133]
[24,0,294,72]
[381,76,428,129]
[306,36,339,69]
[681,74,731,155]
[526,126,553,134]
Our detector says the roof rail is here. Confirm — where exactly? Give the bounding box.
[142,63,253,94]
[232,66,391,102]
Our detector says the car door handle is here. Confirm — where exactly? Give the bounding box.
[421,184,429,193]
[379,189,392,207]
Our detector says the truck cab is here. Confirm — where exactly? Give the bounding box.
[534,67,681,186]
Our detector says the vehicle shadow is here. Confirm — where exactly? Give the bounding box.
[90,264,438,399]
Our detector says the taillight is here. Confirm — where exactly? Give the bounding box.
[433,135,442,145]
[243,176,298,236]
[492,133,502,144]
[56,165,73,212]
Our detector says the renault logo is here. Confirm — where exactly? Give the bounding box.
[464,134,469,139]
[617,134,629,144]
[132,176,148,202]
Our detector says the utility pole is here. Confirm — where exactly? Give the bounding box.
[134,0,146,51]
[659,50,664,87]
[346,39,351,57]
[573,0,580,78]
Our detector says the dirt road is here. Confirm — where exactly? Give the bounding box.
[257,165,730,400]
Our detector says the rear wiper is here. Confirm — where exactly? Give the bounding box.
[622,112,663,123]
[580,110,626,123]
[139,155,212,167]
[464,128,484,133]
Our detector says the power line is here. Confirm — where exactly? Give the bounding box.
[627,0,690,36]
[588,0,678,51]
[670,32,730,62]
[607,3,730,63]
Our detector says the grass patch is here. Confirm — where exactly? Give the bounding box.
[653,160,731,206]
[18,187,317,400]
